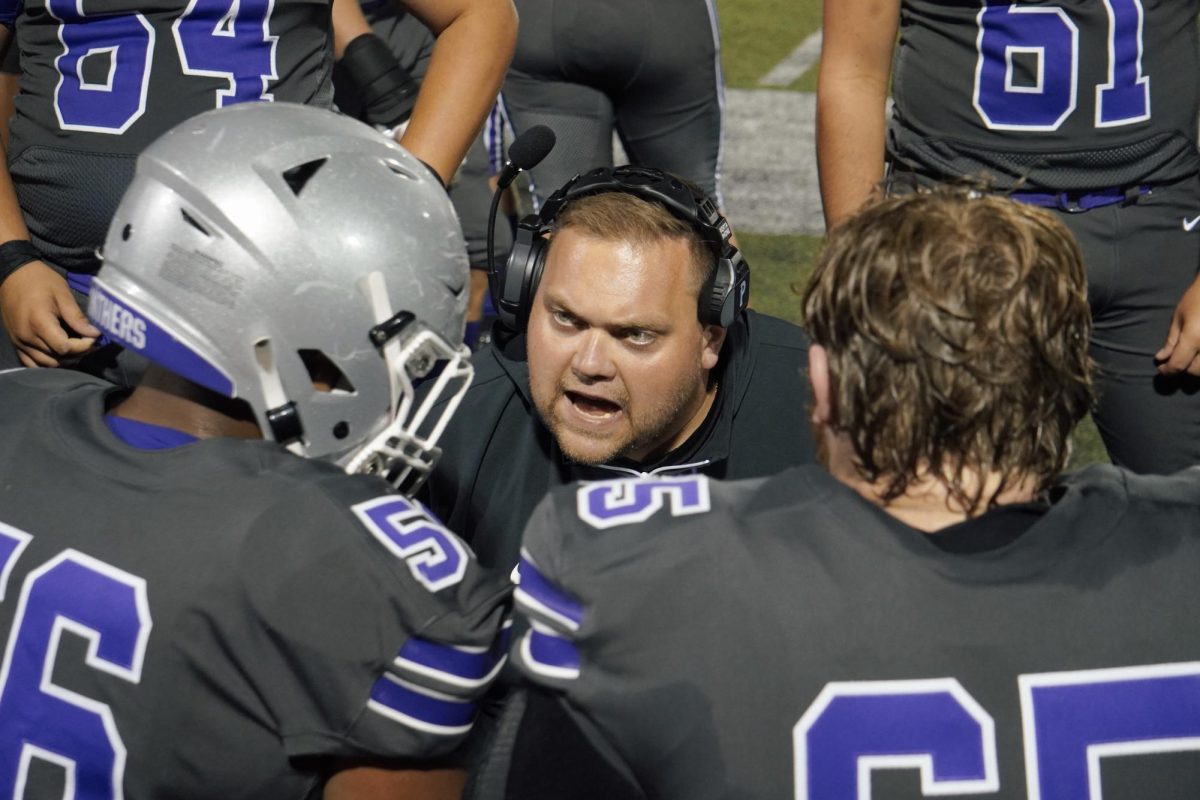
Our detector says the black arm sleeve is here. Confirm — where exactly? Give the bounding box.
[338,32,420,129]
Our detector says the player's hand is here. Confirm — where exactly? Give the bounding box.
[0,261,101,368]
[1155,274,1200,376]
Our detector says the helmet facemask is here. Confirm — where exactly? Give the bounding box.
[340,270,473,494]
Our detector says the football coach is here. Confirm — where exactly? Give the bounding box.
[416,165,815,569]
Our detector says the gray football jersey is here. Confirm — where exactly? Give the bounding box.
[889,0,1200,190]
[5,0,335,272]
[0,370,511,799]
[514,466,1200,799]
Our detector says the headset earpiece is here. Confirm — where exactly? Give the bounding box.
[496,214,547,331]
[703,248,751,328]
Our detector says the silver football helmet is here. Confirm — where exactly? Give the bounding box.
[90,102,473,494]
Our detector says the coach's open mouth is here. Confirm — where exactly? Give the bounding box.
[566,391,622,418]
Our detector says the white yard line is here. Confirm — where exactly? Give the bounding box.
[759,31,822,88]
[722,89,823,235]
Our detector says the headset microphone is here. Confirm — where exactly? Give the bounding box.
[487,126,556,302]
[496,125,556,191]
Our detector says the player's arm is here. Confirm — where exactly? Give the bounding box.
[508,489,659,797]
[816,0,900,231]
[388,0,517,186]
[331,0,372,57]
[324,765,465,800]
[1155,274,1200,376]
[0,28,101,368]
[331,0,424,132]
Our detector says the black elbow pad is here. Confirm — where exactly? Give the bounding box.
[340,33,419,129]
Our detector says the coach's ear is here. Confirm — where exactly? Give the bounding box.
[808,345,835,427]
[701,323,727,371]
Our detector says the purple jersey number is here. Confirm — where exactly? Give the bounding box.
[0,523,152,800]
[796,666,1200,799]
[795,680,999,799]
[576,475,711,529]
[973,0,1149,131]
[353,496,469,593]
[172,0,279,106]
[49,0,277,133]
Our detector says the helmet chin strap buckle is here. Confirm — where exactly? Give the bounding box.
[369,310,438,378]
[369,310,416,348]
[266,401,304,445]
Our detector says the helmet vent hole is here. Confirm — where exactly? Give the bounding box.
[333,421,350,440]
[282,158,328,196]
[121,224,133,241]
[383,158,416,179]
[180,209,210,237]
[298,349,355,394]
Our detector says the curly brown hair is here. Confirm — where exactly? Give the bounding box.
[803,188,1094,512]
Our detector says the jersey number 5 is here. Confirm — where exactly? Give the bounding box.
[48,0,278,133]
[973,0,1148,131]
[0,522,151,800]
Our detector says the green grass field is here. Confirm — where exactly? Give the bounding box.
[716,0,822,89]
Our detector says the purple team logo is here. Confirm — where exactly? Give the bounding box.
[353,496,469,593]
[576,475,711,529]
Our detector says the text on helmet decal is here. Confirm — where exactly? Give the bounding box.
[91,291,147,350]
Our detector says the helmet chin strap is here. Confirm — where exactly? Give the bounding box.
[254,337,306,455]
[358,271,404,413]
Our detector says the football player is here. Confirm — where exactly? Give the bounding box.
[818,0,1200,474]
[0,103,510,799]
[501,0,726,209]
[0,0,516,374]
[512,189,1200,798]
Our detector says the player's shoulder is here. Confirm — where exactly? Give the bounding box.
[513,467,833,686]
[237,455,445,556]
[523,466,830,568]
[236,457,506,631]
[0,368,110,435]
[0,366,108,398]
[1063,463,1200,516]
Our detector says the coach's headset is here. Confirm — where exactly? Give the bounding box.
[489,165,751,333]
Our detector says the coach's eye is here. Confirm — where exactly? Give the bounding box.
[625,329,655,346]
[552,310,578,328]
